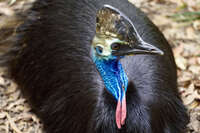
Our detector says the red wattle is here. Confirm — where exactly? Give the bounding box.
[121,95,127,125]
[115,94,127,129]
[116,99,122,129]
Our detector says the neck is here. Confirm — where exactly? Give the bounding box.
[92,55,128,101]
[92,53,128,129]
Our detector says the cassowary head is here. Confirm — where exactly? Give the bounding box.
[91,5,163,129]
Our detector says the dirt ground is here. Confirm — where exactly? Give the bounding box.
[0,0,200,133]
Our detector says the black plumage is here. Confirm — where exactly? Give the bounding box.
[1,0,189,133]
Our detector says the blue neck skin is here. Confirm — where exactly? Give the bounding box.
[92,50,128,101]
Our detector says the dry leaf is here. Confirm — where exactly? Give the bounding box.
[188,65,200,75]
[176,56,188,70]
[193,20,200,31]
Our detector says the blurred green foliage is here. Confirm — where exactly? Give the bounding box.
[170,11,200,22]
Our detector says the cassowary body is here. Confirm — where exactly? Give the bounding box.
[2,0,189,133]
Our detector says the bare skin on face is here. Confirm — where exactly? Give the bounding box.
[92,34,125,57]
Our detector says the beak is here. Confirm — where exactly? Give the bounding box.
[112,40,164,56]
[128,41,164,55]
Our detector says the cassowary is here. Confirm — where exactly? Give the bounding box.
[0,0,189,133]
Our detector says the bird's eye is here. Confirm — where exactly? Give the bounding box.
[111,43,121,50]
[95,46,103,55]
